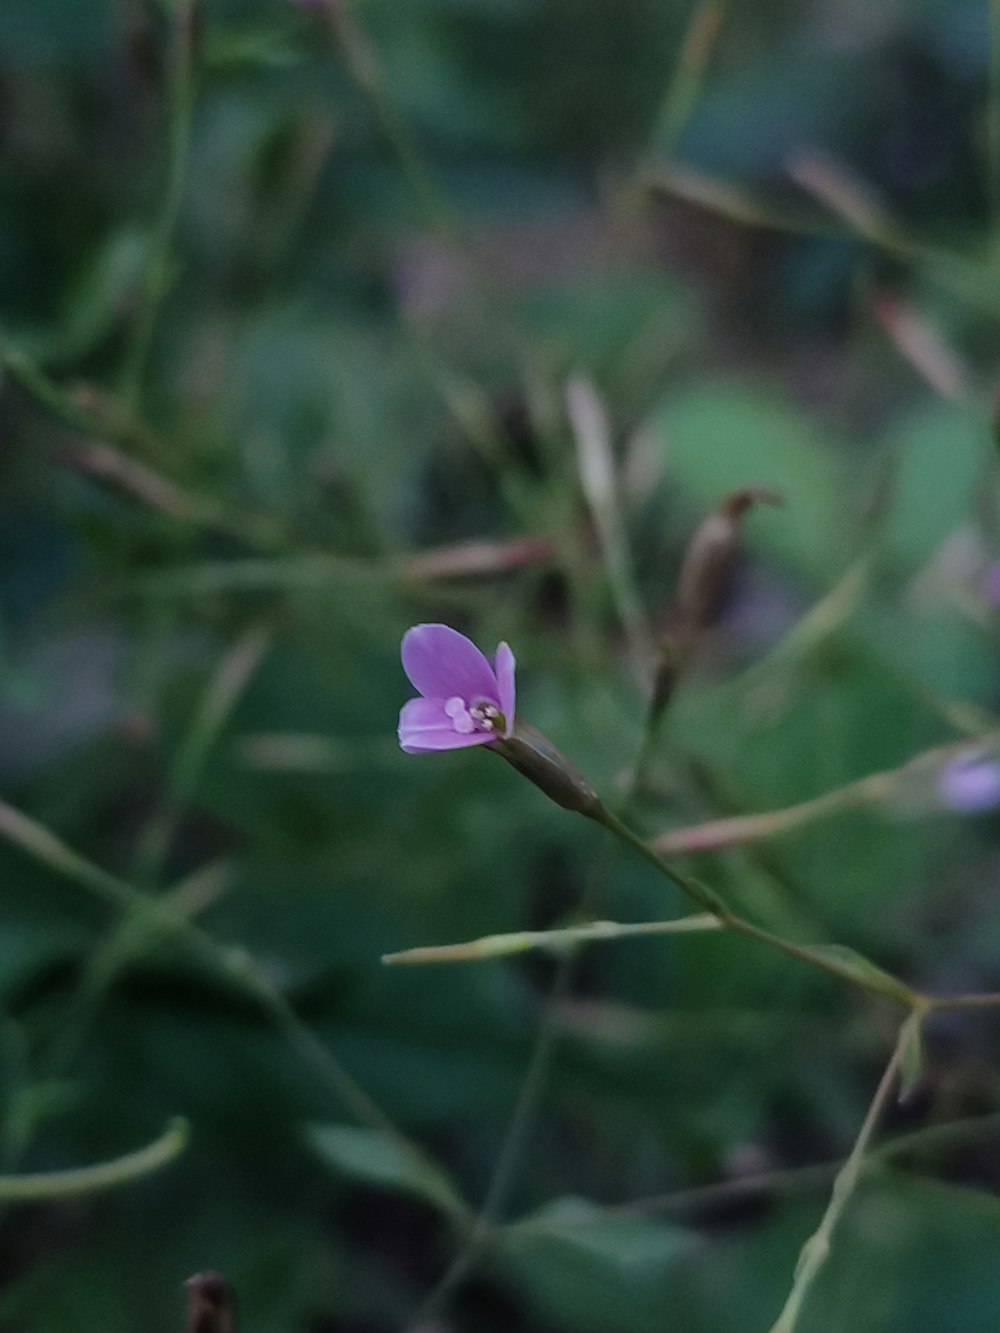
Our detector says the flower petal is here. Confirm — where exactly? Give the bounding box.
[401,624,499,705]
[494,642,516,735]
[398,697,496,754]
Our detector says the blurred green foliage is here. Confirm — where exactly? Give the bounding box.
[3,1,1000,1330]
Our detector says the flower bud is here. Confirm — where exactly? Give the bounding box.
[491,723,603,818]
[649,486,783,721]
[675,486,783,635]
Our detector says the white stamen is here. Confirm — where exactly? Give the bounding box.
[445,696,475,734]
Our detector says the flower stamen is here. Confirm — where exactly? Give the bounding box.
[469,702,505,733]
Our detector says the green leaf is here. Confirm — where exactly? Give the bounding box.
[880,403,986,568]
[496,1198,693,1333]
[306,1123,463,1216]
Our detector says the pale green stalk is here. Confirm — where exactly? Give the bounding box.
[0,1117,188,1202]
[383,913,721,966]
[319,0,455,241]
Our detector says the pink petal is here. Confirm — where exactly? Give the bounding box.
[494,642,516,735]
[398,697,496,754]
[401,624,499,706]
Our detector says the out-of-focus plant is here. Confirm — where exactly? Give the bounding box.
[5,0,1000,1330]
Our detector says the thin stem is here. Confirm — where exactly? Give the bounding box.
[929,990,1000,1011]
[223,948,470,1229]
[44,860,234,1073]
[593,806,923,1007]
[654,770,890,855]
[0,338,286,543]
[0,1117,188,1202]
[647,163,1000,320]
[552,1108,1000,1225]
[404,690,671,1327]
[990,0,1000,234]
[0,798,466,1224]
[382,913,721,966]
[653,1,725,157]
[767,1016,915,1333]
[58,440,289,550]
[319,0,455,241]
[653,719,1000,856]
[132,622,273,886]
[122,0,198,405]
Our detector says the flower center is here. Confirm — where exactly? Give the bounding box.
[444,696,505,736]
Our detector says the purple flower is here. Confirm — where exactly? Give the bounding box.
[938,752,1000,813]
[398,624,515,754]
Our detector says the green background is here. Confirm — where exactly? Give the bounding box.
[2,0,1000,1329]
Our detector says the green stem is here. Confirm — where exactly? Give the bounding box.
[768,1016,914,1333]
[382,912,721,965]
[0,1117,188,1202]
[44,860,234,1074]
[0,798,467,1225]
[591,805,923,1007]
[652,1,725,157]
[132,623,273,886]
[320,0,456,241]
[122,0,198,405]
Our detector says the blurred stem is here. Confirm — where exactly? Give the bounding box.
[560,1099,1000,1227]
[405,958,577,1330]
[567,375,652,688]
[739,554,870,687]
[131,622,273,887]
[647,163,1000,319]
[652,1,725,157]
[930,990,1000,1011]
[319,0,456,241]
[0,334,287,547]
[654,770,897,856]
[0,332,158,457]
[121,0,198,406]
[0,798,470,1227]
[59,440,289,549]
[0,1117,188,1202]
[44,860,235,1074]
[767,1016,915,1333]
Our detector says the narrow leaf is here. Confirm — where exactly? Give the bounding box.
[306,1123,462,1215]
